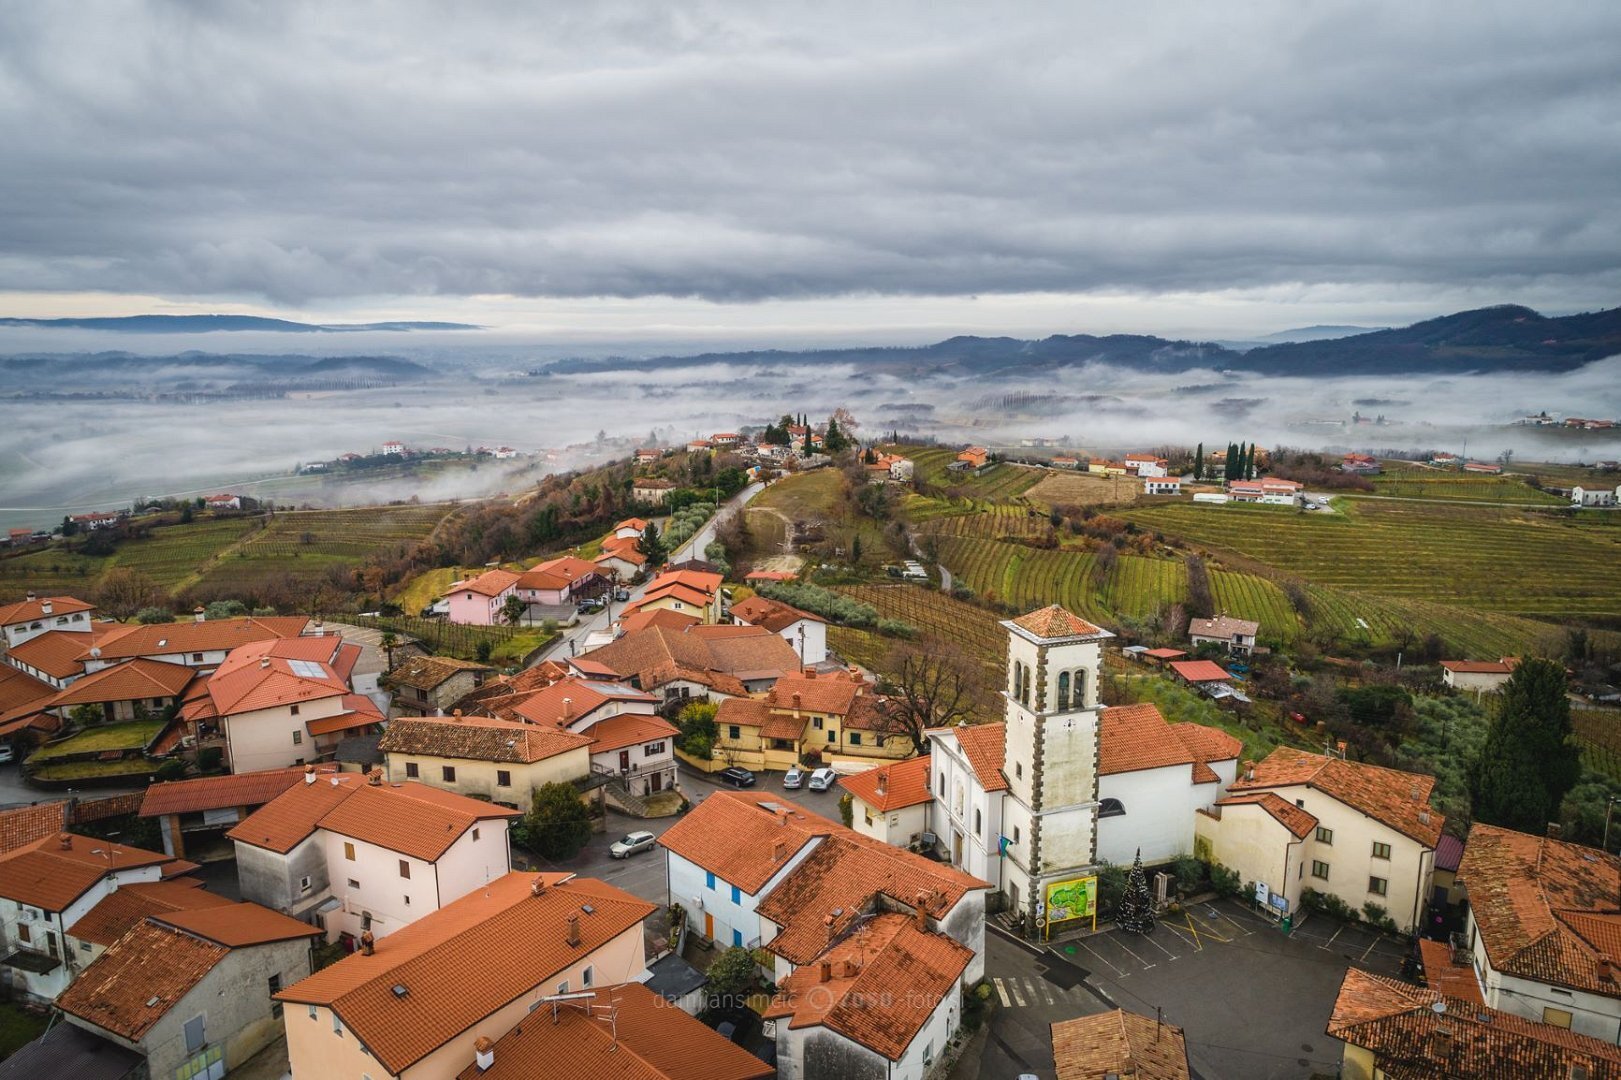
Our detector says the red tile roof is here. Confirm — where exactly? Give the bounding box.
[277,873,655,1076]
[140,765,330,817]
[1326,967,1621,1078]
[1168,659,1231,683]
[1212,792,1318,838]
[762,671,871,716]
[1418,937,1484,1004]
[573,624,798,694]
[205,636,351,715]
[1007,605,1105,640]
[840,756,933,811]
[1143,647,1187,659]
[304,699,386,737]
[765,913,972,1062]
[1229,747,1443,847]
[4,623,131,680]
[0,665,57,726]
[1440,659,1515,674]
[47,657,196,707]
[951,722,1009,792]
[516,556,602,592]
[0,595,96,627]
[451,568,521,597]
[510,676,659,728]
[83,616,309,662]
[1189,614,1260,639]
[729,595,824,633]
[67,879,231,945]
[657,791,828,894]
[152,901,322,947]
[580,713,680,753]
[452,981,773,1080]
[0,832,172,912]
[378,714,592,764]
[56,919,229,1041]
[1099,704,1236,782]
[0,802,68,854]
[1052,1009,1192,1080]
[617,608,698,634]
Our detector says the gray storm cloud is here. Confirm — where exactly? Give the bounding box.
[1,1,1618,309]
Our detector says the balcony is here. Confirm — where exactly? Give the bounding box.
[2,949,61,975]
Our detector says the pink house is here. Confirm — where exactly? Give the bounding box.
[445,569,521,625]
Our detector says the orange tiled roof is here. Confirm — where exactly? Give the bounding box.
[152,901,323,947]
[385,655,491,692]
[657,791,828,894]
[626,581,713,611]
[452,981,773,1080]
[582,713,680,753]
[763,671,870,716]
[839,756,933,811]
[379,714,592,764]
[1228,746,1443,847]
[0,595,96,626]
[517,555,602,592]
[1459,823,1621,997]
[765,913,972,1062]
[757,830,989,965]
[140,765,329,817]
[617,608,698,634]
[729,595,824,633]
[573,623,798,693]
[56,919,228,1041]
[953,722,1009,792]
[1417,937,1484,1004]
[82,616,309,662]
[1326,967,1621,1078]
[1440,659,1515,674]
[0,802,67,854]
[451,568,521,597]
[1189,614,1260,639]
[1007,605,1105,640]
[511,676,659,728]
[4,623,131,680]
[1213,792,1318,838]
[1168,659,1231,683]
[205,636,352,715]
[1052,1009,1192,1080]
[67,878,231,946]
[0,832,172,912]
[0,665,57,724]
[277,873,655,1077]
[47,657,196,707]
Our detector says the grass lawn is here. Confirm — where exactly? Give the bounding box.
[28,719,167,761]
[29,758,163,781]
[393,567,462,615]
[755,469,843,520]
[0,1002,46,1058]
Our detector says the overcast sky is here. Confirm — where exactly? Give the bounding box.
[2,1,1618,343]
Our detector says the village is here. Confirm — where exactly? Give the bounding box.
[0,413,1618,1080]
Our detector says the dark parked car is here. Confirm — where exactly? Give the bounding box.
[717,766,756,788]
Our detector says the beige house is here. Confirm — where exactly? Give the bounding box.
[385,656,493,717]
[379,713,592,809]
[1440,658,1517,693]
[277,872,653,1080]
[1196,748,1443,932]
[710,670,909,773]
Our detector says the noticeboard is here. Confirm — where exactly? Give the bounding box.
[1044,876,1098,935]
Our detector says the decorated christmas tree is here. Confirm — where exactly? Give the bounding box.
[1117,847,1156,934]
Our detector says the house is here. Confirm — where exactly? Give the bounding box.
[515,555,603,607]
[54,904,320,1080]
[1052,1009,1191,1080]
[634,448,661,464]
[381,441,405,455]
[43,657,196,723]
[841,755,933,845]
[1572,485,1621,507]
[765,911,973,1080]
[1456,823,1621,1041]
[612,517,650,540]
[1051,456,1080,470]
[506,677,676,798]
[594,534,648,580]
[685,439,713,453]
[0,832,177,1001]
[140,766,336,860]
[952,446,990,473]
[385,655,493,717]
[0,593,97,650]
[1429,452,1460,466]
[451,981,772,1080]
[71,512,122,531]
[1094,704,1241,865]
[229,768,520,942]
[1140,647,1187,667]
[709,670,903,771]
[1143,477,1182,496]
[3,622,133,690]
[1124,454,1170,478]
[1168,658,1232,690]
[4,528,34,547]
[1341,453,1382,474]
[623,568,726,623]
[184,635,376,773]
[379,713,592,809]
[1226,477,1304,504]
[728,594,828,664]
[0,666,65,747]
[1087,459,1128,476]
[1326,967,1621,1080]
[890,456,916,481]
[633,478,677,505]
[75,614,310,676]
[491,446,518,460]
[569,621,799,704]
[1440,658,1517,693]
[1464,461,1504,474]
[1196,748,1443,932]
[444,568,521,626]
[275,872,653,1080]
[711,432,741,447]
[1188,614,1260,655]
[204,493,241,511]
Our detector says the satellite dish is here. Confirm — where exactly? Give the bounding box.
[1431,1000,1447,1015]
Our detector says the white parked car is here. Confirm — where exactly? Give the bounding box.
[782,766,805,789]
[0,745,13,764]
[808,767,838,792]
[609,831,657,859]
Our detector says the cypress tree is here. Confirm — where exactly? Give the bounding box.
[1117,848,1156,934]
[1193,442,1203,480]
[1469,658,1582,833]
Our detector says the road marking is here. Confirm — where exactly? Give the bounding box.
[1108,934,1155,970]
[1190,911,1231,943]
[1360,936,1384,962]
[1075,937,1129,977]
[1010,980,1028,1007]
[1319,925,1346,951]
[993,979,1012,1007]
[1140,932,1180,961]
[1038,979,1055,1005]
[1175,914,1203,950]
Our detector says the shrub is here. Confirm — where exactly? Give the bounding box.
[1362,902,1399,934]
[705,946,758,1012]
[515,782,592,860]
[1301,887,1359,923]
[204,599,249,620]
[1094,860,1127,917]
[1171,855,1205,896]
[1207,862,1242,899]
[475,640,494,663]
[136,606,172,624]
[196,746,224,773]
[838,793,854,828]
[154,758,188,781]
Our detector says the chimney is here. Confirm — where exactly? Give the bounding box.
[773,839,786,862]
[819,961,833,983]
[259,656,271,669]
[792,692,802,710]
[1242,760,1256,781]
[562,697,573,720]
[40,600,52,616]
[842,958,860,978]
[565,913,581,948]
[25,591,35,602]
[58,834,72,851]
[360,931,375,956]
[194,605,206,623]
[530,877,545,898]
[1548,822,1563,840]
[303,765,317,785]
[313,618,324,637]
[1430,1026,1453,1060]
[1409,785,1420,801]
[474,1036,495,1071]
[805,669,817,680]
[876,770,887,796]
[367,767,383,786]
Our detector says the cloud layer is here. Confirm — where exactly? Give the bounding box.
[2,1,1618,311]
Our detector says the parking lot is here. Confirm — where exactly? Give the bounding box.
[969,899,1410,1080]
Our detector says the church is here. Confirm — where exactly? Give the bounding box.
[926,605,1240,926]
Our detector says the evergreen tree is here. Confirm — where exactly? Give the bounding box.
[804,426,813,454]
[637,522,667,568]
[1193,442,1203,480]
[1469,657,1582,833]
[825,416,845,452]
[1247,445,1258,480]
[516,782,592,860]
[1116,848,1156,934]
[1224,443,1239,482]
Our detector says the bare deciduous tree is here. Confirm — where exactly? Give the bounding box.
[875,643,982,754]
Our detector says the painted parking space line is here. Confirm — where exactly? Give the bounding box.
[1139,931,1180,961]
[1106,933,1156,971]
[1075,936,1130,978]
[994,978,1012,1007]
[1163,919,1202,950]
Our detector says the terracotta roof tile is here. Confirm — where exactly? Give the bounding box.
[765,913,972,1062]
[451,568,520,597]
[729,595,825,633]
[48,657,196,708]
[1458,823,1621,997]
[4,623,131,680]
[277,873,655,1076]
[1326,967,1621,1078]
[1440,660,1515,674]
[580,713,679,753]
[1052,1008,1192,1080]
[0,832,172,912]
[0,596,96,626]
[839,756,933,812]
[1228,746,1443,847]
[452,982,772,1080]
[510,676,659,728]
[763,671,871,716]
[304,698,386,737]
[140,765,329,817]
[947,722,1008,792]
[84,616,309,662]
[1099,704,1195,776]
[1213,792,1318,839]
[385,655,492,691]
[0,802,67,854]
[1417,938,1483,1004]
[56,919,228,1041]
[1168,659,1231,683]
[1007,605,1106,641]
[1189,615,1260,639]
[616,608,695,633]
[0,665,57,725]
[657,791,828,894]
[378,714,591,764]
[573,625,797,694]
[516,555,603,592]
[67,878,230,946]
[152,902,322,947]
[204,635,353,715]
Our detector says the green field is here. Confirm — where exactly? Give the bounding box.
[908,447,1042,500]
[754,469,843,520]
[1367,466,1565,504]
[28,719,166,762]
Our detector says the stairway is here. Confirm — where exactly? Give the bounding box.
[603,777,653,817]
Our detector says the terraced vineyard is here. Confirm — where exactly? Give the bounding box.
[920,502,1054,541]
[909,447,1042,499]
[1367,468,1564,504]
[829,584,1008,718]
[1573,709,1621,782]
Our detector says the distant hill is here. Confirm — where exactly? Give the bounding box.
[0,314,479,333]
[0,350,432,381]
[1257,324,1392,343]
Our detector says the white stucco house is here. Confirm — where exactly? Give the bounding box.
[728,595,829,666]
[1572,485,1620,507]
[840,755,934,847]
[1439,658,1517,693]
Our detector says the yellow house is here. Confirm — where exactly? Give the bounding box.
[709,672,912,772]
[378,714,592,809]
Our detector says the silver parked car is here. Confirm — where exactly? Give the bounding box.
[808,767,838,792]
[782,766,805,789]
[609,831,657,859]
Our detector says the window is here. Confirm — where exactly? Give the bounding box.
[308,1005,318,1021]
[826,730,835,743]
[399,860,411,879]
[1013,825,1020,844]
[473,827,480,841]
[923,1039,934,1067]
[415,688,428,702]
[347,878,360,890]
[292,730,303,745]
[1015,762,1023,780]
[706,871,716,889]
[1020,663,1031,706]
[973,808,982,836]
[849,732,861,745]
[497,770,511,787]
[1099,798,1126,818]
[79,939,91,952]
[344,842,356,861]
[733,928,743,947]
[938,773,945,796]
[1315,827,1333,845]
[557,980,569,994]
[300,876,312,893]
[405,762,419,778]
[730,885,741,904]
[192,652,204,662]
[442,765,456,782]
[1368,876,1388,896]
[333,1013,343,1037]
[728,725,741,740]
[864,807,873,826]
[1295,799,1305,808]
[404,895,411,906]
[1372,842,1392,860]
[290,704,300,717]
[1543,1007,1574,1029]
[269,974,283,1019]
[1057,671,1070,711]
[582,965,594,988]
[813,716,823,729]
[184,1014,207,1053]
[1311,861,1330,880]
